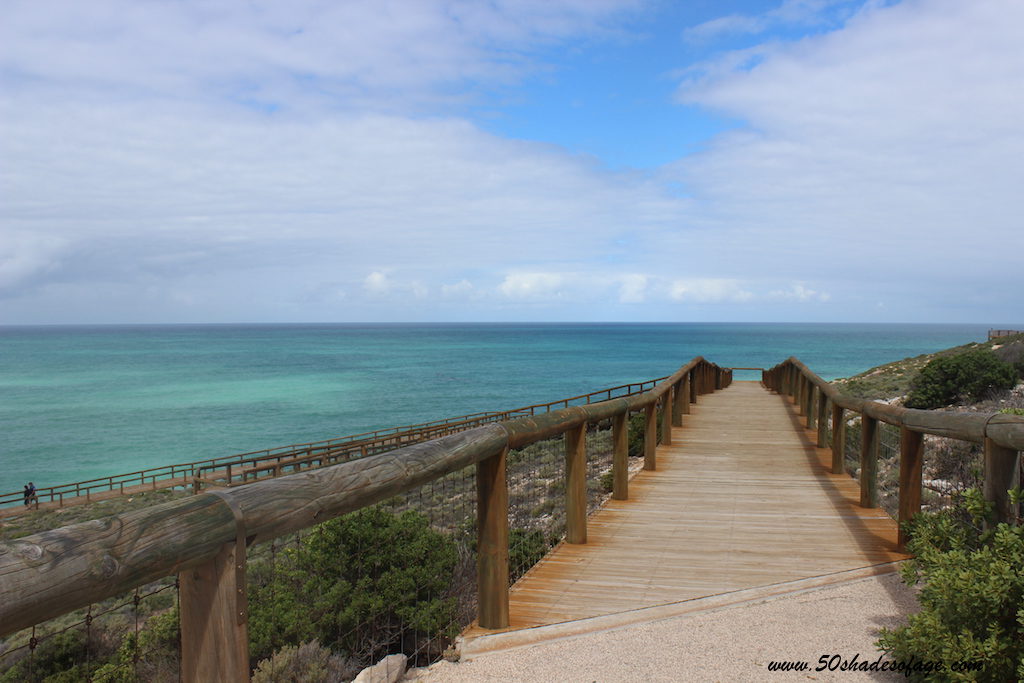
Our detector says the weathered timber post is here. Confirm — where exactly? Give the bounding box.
[565,423,588,544]
[612,412,628,501]
[898,427,923,547]
[681,374,692,414]
[662,392,673,446]
[477,447,510,628]
[984,438,1021,525]
[689,369,697,403]
[715,368,722,391]
[796,375,805,415]
[806,385,817,429]
[816,394,828,447]
[671,380,683,427]
[643,403,657,471]
[831,405,846,474]
[859,415,879,508]
[179,497,249,683]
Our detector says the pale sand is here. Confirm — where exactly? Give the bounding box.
[406,572,919,683]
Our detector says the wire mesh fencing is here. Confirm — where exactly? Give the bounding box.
[844,414,862,481]
[920,435,984,512]
[0,579,179,682]
[876,422,901,519]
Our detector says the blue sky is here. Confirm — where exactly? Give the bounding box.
[1,0,1021,324]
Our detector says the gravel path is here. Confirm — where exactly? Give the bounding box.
[407,572,919,683]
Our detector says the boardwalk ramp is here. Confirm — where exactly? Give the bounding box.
[463,380,907,653]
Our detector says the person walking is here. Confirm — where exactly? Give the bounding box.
[24,482,37,509]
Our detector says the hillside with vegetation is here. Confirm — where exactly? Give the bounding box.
[833,332,1024,410]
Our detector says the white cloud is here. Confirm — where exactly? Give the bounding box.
[617,274,647,303]
[363,271,390,294]
[768,282,831,303]
[1,0,1022,323]
[499,272,567,300]
[683,0,849,42]
[669,0,1024,305]
[669,278,753,303]
[441,280,475,298]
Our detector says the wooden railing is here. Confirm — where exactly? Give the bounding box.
[0,374,677,510]
[763,358,1024,542]
[0,358,731,681]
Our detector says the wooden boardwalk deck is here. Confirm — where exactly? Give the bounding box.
[466,381,907,641]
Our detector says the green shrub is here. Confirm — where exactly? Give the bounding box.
[247,506,458,666]
[251,641,354,683]
[905,350,1017,409]
[90,607,180,682]
[877,489,1024,681]
[627,410,661,457]
[508,528,553,583]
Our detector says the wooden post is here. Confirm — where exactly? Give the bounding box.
[816,395,828,448]
[477,447,510,628]
[806,385,817,429]
[831,405,845,475]
[859,415,878,508]
[671,380,683,427]
[643,403,657,471]
[681,374,691,414]
[662,392,673,446]
[898,427,923,547]
[984,438,1020,525]
[612,413,628,501]
[565,423,587,544]
[796,376,805,415]
[179,541,249,682]
[689,369,697,404]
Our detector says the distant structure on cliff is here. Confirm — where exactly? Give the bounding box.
[989,329,1024,340]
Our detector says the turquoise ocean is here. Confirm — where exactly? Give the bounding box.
[0,323,987,496]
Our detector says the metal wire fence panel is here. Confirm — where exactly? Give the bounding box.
[584,422,614,517]
[877,423,901,519]
[844,415,862,480]
[506,435,568,585]
[0,579,179,682]
[921,436,984,512]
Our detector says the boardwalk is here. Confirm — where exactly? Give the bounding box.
[464,380,907,645]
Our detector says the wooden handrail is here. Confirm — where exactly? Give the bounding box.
[0,356,729,654]
[766,357,1024,450]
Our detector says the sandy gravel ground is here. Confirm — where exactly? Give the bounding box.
[406,572,919,683]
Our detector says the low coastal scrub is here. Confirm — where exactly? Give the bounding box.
[905,349,1018,409]
[878,489,1024,682]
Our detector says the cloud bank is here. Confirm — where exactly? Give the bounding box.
[1,0,1021,323]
